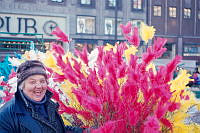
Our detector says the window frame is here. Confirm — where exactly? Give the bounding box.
[131,0,143,11]
[153,5,162,17]
[79,0,96,8]
[130,19,144,29]
[183,44,200,54]
[104,17,123,36]
[168,6,177,18]
[105,0,122,10]
[183,8,191,19]
[183,44,200,57]
[76,15,96,35]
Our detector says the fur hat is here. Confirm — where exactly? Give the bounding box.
[17,60,47,88]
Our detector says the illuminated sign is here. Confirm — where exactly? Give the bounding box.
[183,53,200,56]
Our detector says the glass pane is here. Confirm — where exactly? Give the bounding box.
[184,46,188,52]
[81,0,91,4]
[105,18,114,35]
[158,6,161,16]
[184,8,191,18]
[77,16,95,34]
[108,0,116,7]
[188,9,191,17]
[117,19,122,35]
[184,45,199,53]
[153,6,157,16]
[169,7,176,17]
[105,18,122,35]
[138,0,142,9]
[153,6,161,16]
[131,20,143,29]
[75,41,97,53]
[133,0,142,9]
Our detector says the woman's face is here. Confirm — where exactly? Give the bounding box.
[23,75,48,102]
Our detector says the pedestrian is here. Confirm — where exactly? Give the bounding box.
[173,67,179,79]
[0,60,84,133]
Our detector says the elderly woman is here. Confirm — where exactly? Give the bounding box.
[0,60,83,133]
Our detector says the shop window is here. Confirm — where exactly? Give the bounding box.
[153,6,162,16]
[183,45,200,56]
[131,19,143,29]
[184,8,191,18]
[103,40,123,46]
[105,0,122,10]
[160,43,173,59]
[132,0,143,10]
[74,40,97,53]
[44,42,51,50]
[0,40,47,53]
[77,16,95,34]
[79,0,95,8]
[104,18,122,35]
[169,7,176,18]
[184,45,199,53]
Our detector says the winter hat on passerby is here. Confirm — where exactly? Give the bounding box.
[17,60,47,88]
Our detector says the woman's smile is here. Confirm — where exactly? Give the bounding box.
[23,75,48,102]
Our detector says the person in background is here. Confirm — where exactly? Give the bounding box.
[187,72,198,87]
[195,70,200,85]
[0,60,84,133]
[173,67,179,79]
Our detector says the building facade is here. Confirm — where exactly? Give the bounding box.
[147,0,200,70]
[0,0,147,58]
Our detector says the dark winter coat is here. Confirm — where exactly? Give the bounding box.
[0,90,83,133]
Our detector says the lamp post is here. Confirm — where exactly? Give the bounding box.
[114,0,118,42]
